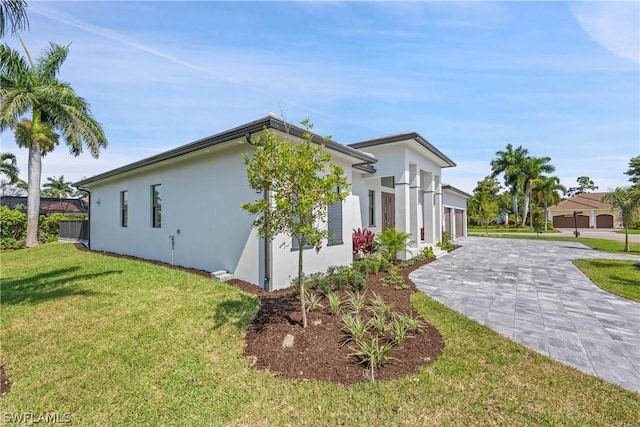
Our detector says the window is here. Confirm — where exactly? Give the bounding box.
[381,176,395,188]
[327,195,343,246]
[120,191,128,227]
[368,190,375,226]
[151,184,161,228]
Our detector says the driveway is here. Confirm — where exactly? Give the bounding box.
[409,237,640,392]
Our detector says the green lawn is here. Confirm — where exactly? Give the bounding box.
[468,226,560,233]
[616,228,640,235]
[1,243,638,425]
[574,259,640,302]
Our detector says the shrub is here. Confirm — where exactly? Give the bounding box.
[305,291,323,312]
[346,290,366,314]
[0,206,26,248]
[421,246,435,259]
[376,228,411,262]
[352,228,377,254]
[341,313,369,344]
[348,270,366,291]
[437,229,454,251]
[388,318,409,344]
[349,338,396,382]
[327,292,343,316]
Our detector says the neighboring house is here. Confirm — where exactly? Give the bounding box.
[442,185,471,239]
[74,114,465,291]
[0,195,88,216]
[547,192,618,228]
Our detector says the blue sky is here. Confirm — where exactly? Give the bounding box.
[1,1,638,194]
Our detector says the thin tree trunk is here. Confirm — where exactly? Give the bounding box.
[543,201,548,232]
[625,227,629,252]
[522,186,530,227]
[298,244,307,328]
[25,143,42,247]
[512,192,518,226]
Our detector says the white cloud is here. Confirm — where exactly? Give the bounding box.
[571,2,640,64]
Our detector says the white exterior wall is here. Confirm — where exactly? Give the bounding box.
[350,141,444,259]
[443,188,469,238]
[87,142,263,285]
[86,139,358,291]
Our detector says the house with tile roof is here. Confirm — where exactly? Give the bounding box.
[547,192,618,228]
[74,114,467,291]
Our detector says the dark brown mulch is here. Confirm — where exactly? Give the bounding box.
[241,258,445,385]
[70,243,445,386]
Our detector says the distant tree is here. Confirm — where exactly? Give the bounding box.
[567,176,598,198]
[532,175,566,232]
[242,120,349,328]
[0,40,108,247]
[0,152,19,184]
[625,155,640,188]
[490,144,529,226]
[0,0,28,38]
[468,191,500,235]
[602,187,640,252]
[520,156,555,227]
[42,175,74,198]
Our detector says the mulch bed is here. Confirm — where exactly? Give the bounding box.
[1,244,446,393]
[239,258,445,385]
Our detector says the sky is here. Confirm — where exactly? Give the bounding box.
[1,0,639,195]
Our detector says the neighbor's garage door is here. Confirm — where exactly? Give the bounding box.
[454,209,464,238]
[595,214,613,228]
[553,214,589,228]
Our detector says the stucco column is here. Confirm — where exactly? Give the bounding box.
[434,175,442,242]
[395,171,411,238]
[423,172,435,244]
[409,164,419,247]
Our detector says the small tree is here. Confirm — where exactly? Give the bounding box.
[468,191,500,236]
[625,155,640,188]
[242,120,349,328]
[602,187,640,252]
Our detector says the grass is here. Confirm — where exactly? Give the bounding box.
[574,259,640,302]
[616,228,640,235]
[1,243,639,425]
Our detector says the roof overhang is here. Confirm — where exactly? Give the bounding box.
[74,114,377,187]
[442,184,472,199]
[349,132,456,168]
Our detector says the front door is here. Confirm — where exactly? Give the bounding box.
[381,192,395,231]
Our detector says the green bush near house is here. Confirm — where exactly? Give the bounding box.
[0,206,85,249]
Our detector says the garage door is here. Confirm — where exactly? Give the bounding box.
[595,214,613,228]
[444,207,452,235]
[454,209,464,238]
[553,215,589,228]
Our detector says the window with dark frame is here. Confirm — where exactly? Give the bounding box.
[151,184,161,228]
[327,198,343,246]
[120,190,128,227]
[368,190,375,226]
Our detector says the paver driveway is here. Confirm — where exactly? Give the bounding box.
[409,237,640,392]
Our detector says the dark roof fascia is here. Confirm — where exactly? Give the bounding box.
[442,184,472,199]
[74,115,377,187]
[349,132,456,168]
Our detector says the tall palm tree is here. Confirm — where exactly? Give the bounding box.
[520,156,555,227]
[532,175,566,232]
[42,175,74,198]
[0,151,19,183]
[0,39,107,246]
[0,0,28,38]
[490,144,529,226]
[602,187,640,252]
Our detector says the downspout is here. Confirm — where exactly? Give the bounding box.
[246,131,271,291]
[263,188,271,292]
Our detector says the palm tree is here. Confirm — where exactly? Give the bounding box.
[42,175,74,198]
[602,187,640,252]
[0,151,19,183]
[532,175,566,232]
[0,39,107,246]
[520,156,555,227]
[490,144,529,226]
[0,0,28,37]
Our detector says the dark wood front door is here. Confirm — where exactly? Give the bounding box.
[381,192,395,231]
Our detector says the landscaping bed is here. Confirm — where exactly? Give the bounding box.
[235,256,445,385]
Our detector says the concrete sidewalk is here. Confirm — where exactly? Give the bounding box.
[409,237,640,392]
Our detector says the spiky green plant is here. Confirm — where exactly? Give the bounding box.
[349,338,397,382]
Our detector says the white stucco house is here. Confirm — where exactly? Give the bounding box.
[74,114,468,291]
